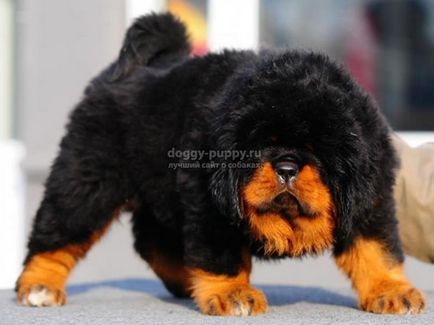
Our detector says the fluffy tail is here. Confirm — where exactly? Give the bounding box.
[111,12,191,80]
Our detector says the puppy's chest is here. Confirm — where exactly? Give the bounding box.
[246,209,335,258]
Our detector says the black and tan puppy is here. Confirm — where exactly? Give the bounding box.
[16,13,425,315]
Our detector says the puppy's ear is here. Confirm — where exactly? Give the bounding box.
[210,168,244,222]
[330,182,356,250]
[330,156,377,253]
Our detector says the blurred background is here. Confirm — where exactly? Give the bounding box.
[0,0,433,290]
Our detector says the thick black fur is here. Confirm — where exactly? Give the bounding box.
[24,13,401,286]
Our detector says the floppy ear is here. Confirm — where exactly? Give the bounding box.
[210,167,244,222]
[330,181,357,251]
[329,151,376,254]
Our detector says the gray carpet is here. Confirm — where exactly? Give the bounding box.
[1,279,433,325]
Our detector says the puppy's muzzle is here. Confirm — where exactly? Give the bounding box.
[272,192,298,209]
[274,161,299,185]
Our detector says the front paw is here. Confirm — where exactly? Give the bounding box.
[195,284,267,316]
[17,284,66,307]
[361,285,425,314]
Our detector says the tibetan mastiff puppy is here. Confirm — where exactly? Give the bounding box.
[16,13,425,315]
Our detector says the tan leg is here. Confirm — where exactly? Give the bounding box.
[335,237,425,314]
[189,252,267,316]
[16,222,112,307]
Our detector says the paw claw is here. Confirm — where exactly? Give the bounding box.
[17,285,66,307]
[362,286,425,314]
[197,285,267,316]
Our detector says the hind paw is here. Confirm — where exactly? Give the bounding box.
[17,284,66,307]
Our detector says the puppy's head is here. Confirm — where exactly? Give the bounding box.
[210,51,387,256]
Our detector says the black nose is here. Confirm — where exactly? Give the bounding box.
[275,161,299,184]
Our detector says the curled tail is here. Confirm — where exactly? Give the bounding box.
[112,12,191,80]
